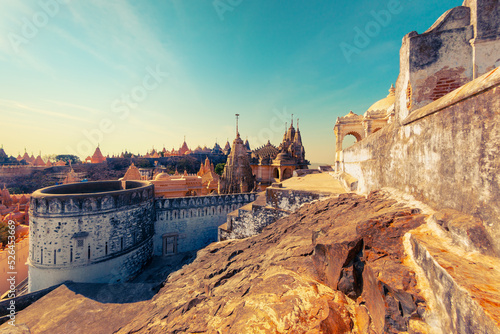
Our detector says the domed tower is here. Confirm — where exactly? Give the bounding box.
[219,115,255,194]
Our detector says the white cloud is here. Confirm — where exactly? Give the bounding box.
[0,99,94,124]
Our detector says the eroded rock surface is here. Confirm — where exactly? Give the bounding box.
[3,191,432,333]
[119,191,428,333]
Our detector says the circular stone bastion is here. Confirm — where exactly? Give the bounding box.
[28,180,155,292]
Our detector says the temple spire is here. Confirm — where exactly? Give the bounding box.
[235,114,240,137]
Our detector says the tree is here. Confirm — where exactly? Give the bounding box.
[0,221,9,247]
[133,158,152,168]
[56,155,81,165]
[215,163,225,176]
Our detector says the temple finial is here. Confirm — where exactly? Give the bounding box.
[235,114,240,137]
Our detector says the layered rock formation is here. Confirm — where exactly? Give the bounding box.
[4,189,500,333]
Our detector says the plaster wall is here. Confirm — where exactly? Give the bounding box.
[29,239,152,292]
[341,68,500,253]
[396,24,474,123]
[220,188,327,240]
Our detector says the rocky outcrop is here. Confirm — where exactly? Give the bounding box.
[129,191,430,333]
[4,190,500,333]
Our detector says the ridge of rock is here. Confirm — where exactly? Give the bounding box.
[6,190,481,333]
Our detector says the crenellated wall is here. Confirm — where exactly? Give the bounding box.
[28,181,155,292]
[27,180,257,291]
[154,193,256,255]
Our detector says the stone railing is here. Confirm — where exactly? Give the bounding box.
[30,181,154,216]
[155,193,257,210]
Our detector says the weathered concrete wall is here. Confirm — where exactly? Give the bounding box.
[341,67,500,254]
[28,181,155,292]
[154,193,256,255]
[28,239,153,292]
[395,6,474,122]
[265,187,324,212]
[220,205,288,240]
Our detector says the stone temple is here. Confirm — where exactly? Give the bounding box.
[218,115,256,194]
[251,118,309,189]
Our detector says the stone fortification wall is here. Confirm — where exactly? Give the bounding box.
[340,68,500,254]
[28,180,155,292]
[220,186,328,240]
[154,193,256,255]
[0,166,46,177]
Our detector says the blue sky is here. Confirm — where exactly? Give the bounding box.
[0,0,462,163]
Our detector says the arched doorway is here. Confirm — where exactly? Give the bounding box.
[282,168,293,180]
[273,168,279,179]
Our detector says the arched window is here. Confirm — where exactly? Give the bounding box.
[342,132,362,150]
[282,168,293,180]
[273,168,279,179]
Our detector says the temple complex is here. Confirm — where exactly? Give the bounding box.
[251,118,309,189]
[110,139,226,159]
[0,185,30,240]
[120,158,220,198]
[222,140,231,155]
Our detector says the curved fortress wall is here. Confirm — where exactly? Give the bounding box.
[28,181,155,292]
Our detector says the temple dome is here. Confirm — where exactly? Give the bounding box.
[275,152,290,160]
[364,84,395,117]
[155,172,171,181]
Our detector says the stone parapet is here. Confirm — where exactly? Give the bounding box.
[30,181,154,217]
